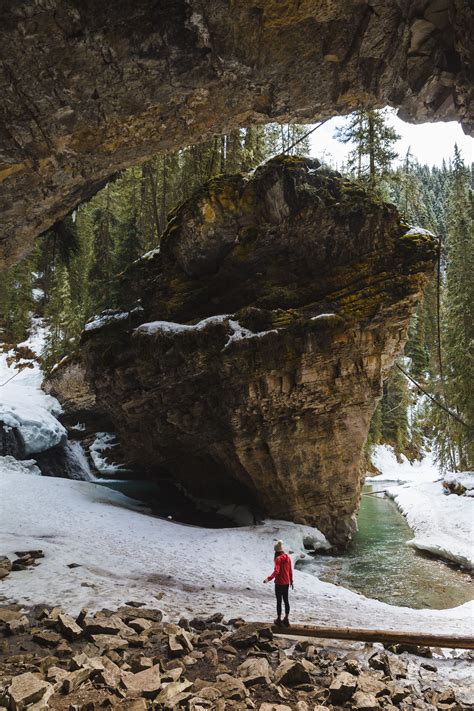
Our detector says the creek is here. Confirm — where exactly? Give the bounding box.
[298,481,473,610]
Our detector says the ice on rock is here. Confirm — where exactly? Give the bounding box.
[89,432,129,475]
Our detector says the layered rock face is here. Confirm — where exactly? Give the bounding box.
[48,157,437,546]
[1,0,473,266]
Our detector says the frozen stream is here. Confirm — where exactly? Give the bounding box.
[298,481,473,609]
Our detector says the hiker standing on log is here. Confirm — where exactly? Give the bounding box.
[263,539,293,627]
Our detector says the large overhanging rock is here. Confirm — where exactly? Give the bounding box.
[47,156,437,546]
[0,0,472,267]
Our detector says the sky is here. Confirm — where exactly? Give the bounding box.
[309,109,473,170]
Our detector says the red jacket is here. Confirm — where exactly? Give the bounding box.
[267,552,293,585]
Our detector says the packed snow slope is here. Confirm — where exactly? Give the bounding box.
[0,460,472,636]
[368,446,474,571]
[0,320,65,454]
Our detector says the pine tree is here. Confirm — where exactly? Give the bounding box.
[335,108,400,189]
[436,146,474,468]
[42,266,82,373]
[0,257,35,343]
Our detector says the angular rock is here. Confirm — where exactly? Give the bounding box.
[274,660,311,687]
[352,691,381,710]
[6,616,29,635]
[95,657,122,688]
[127,618,152,634]
[7,672,53,711]
[85,615,129,637]
[119,701,147,711]
[57,613,83,640]
[121,664,162,698]
[215,674,248,700]
[168,634,185,657]
[226,625,259,649]
[0,608,22,624]
[62,667,92,694]
[0,557,12,578]
[237,657,272,686]
[91,634,128,650]
[357,672,390,697]
[154,680,192,705]
[32,630,61,648]
[329,671,358,702]
[50,158,437,546]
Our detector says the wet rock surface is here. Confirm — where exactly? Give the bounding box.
[0,603,472,710]
[48,156,437,546]
[0,0,473,266]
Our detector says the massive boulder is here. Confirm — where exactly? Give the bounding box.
[0,0,473,266]
[47,156,437,546]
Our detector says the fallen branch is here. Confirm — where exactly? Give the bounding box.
[271,623,474,649]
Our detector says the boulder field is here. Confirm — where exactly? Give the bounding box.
[47,156,437,547]
[1,602,469,710]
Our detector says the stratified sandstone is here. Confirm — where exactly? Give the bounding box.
[48,157,437,546]
[0,0,473,266]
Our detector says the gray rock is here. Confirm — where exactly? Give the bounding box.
[57,612,83,640]
[274,660,311,687]
[121,664,162,698]
[329,671,358,702]
[352,690,381,710]
[7,672,53,711]
[237,657,272,686]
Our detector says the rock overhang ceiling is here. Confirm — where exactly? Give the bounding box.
[0,0,473,267]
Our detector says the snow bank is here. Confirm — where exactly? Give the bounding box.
[387,481,474,570]
[367,445,440,484]
[0,470,472,635]
[443,472,474,497]
[0,455,41,476]
[0,320,66,454]
[369,446,473,570]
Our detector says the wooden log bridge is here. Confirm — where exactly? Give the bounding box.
[270,623,474,650]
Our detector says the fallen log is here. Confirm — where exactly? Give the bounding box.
[270,624,474,649]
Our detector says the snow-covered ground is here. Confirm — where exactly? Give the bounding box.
[367,444,440,485]
[368,445,474,570]
[0,461,472,638]
[0,319,65,454]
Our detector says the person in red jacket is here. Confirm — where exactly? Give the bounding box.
[263,539,293,626]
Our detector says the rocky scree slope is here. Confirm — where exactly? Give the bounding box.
[2,604,470,711]
[47,156,437,547]
[0,0,473,266]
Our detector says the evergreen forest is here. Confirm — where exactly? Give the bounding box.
[1,114,472,471]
